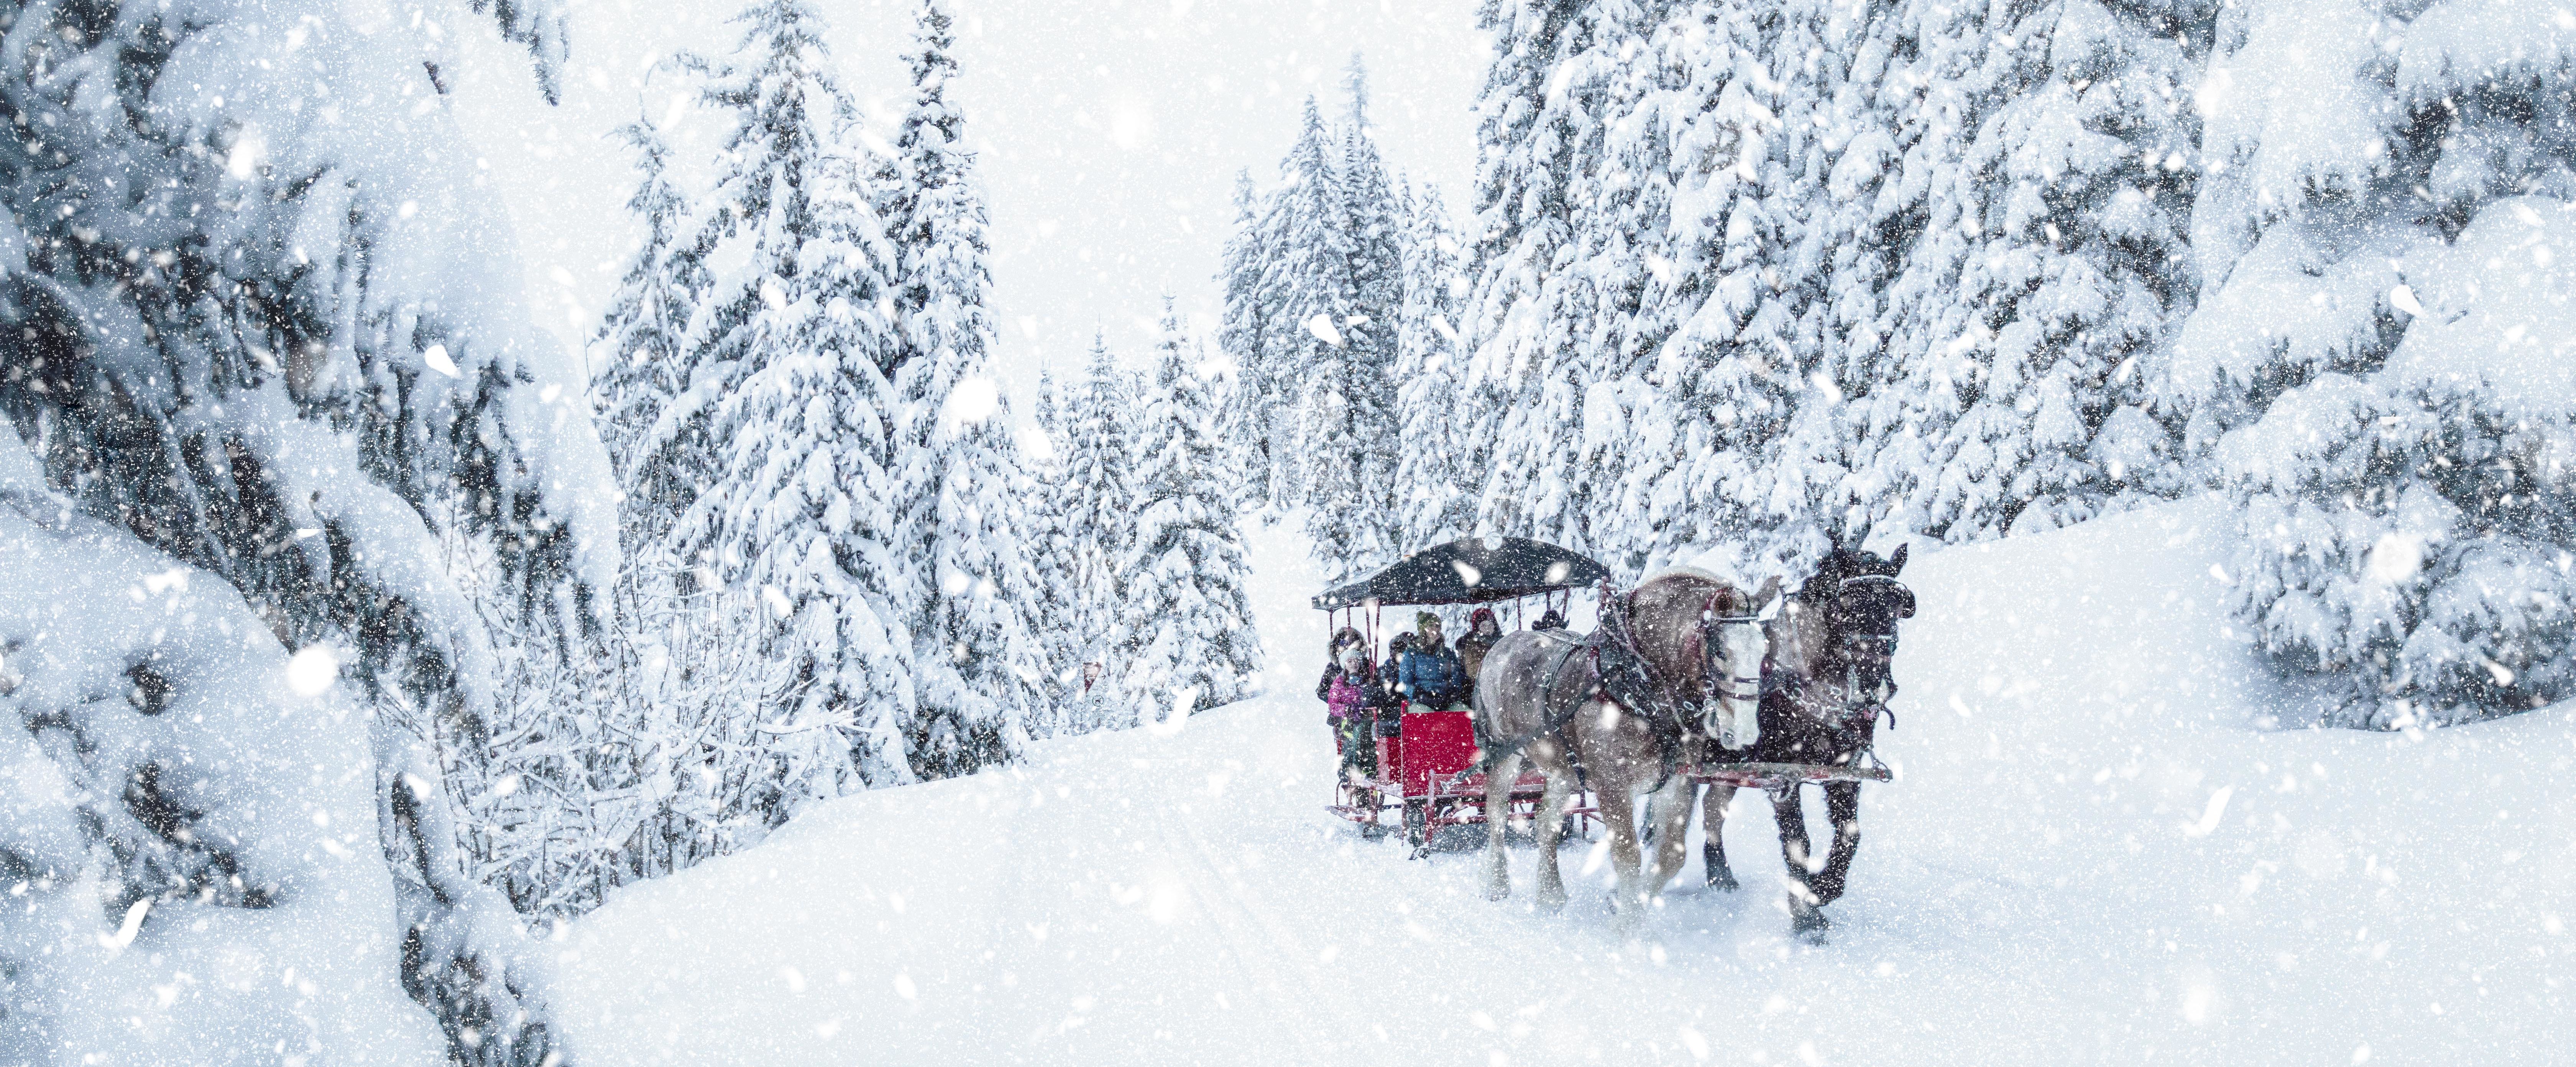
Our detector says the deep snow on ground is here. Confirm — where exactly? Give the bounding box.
[556,500,2573,1065]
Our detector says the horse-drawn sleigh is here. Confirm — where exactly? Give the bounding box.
[1314,536,1915,941]
[1311,537,1610,858]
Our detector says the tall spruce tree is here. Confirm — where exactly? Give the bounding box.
[1114,301,1265,715]
[1253,97,1357,514]
[1060,332,1138,723]
[1456,0,1639,557]
[883,0,1051,770]
[1301,72,1407,578]
[669,0,919,790]
[0,0,605,1057]
[1021,358,1084,722]
[595,113,715,545]
[1393,182,1476,550]
[1216,170,1282,511]
[1850,0,2205,546]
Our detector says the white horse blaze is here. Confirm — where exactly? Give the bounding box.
[1713,619,1767,750]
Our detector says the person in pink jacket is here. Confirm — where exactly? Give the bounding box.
[1318,645,1389,779]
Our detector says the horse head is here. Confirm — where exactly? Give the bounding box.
[1701,575,1780,751]
[1817,543,1914,703]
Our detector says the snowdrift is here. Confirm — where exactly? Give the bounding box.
[555,499,2572,1065]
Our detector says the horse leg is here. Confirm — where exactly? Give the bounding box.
[1596,785,1646,933]
[1770,785,1829,941]
[1811,781,1863,907]
[1531,762,1576,910]
[1642,775,1695,903]
[1701,783,1740,891]
[1481,752,1524,902]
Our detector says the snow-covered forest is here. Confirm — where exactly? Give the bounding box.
[0,0,2568,1060]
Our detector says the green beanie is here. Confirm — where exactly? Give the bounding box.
[1417,611,1441,629]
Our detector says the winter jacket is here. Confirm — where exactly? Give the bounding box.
[1319,663,1388,722]
[1398,640,1468,703]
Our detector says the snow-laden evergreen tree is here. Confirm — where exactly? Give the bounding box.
[1301,69,1407,578]
[1060,332,1138,724]
[0,0,605,1057]
[0,439,452,1062]
[669,0,920,790]
[1216,169,1283,510]
[1251,97,1358,514]
[883,0,1051,768]
[1589,0,1850,576]
[594,113,715,545]
[1392,182,1476,550]
[2173,0,2576,725]
[1456,0,1645,559]
[1111,301,1265,716]
[1846,0,2205,546]
[1033,359,1066,445]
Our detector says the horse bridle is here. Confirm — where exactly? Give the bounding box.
[1699,599,1766,725]
[1832,573,1911,659]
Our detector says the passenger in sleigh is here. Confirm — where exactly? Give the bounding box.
[1319,642,1389,780]
[1397,612,1472,712]
[1454,607,1503,688]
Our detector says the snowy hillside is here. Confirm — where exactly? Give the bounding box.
[552,502,2573,1065]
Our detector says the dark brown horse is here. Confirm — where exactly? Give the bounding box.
[1697,542,1915,940]
[1475,569,1778,932]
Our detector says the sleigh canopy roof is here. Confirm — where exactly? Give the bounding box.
[1311,537,1610,610]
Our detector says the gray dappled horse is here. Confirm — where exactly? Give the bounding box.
[1696,542,1916,940]
[1474,570,1778,932]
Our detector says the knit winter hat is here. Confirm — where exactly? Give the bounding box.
[1416,611,1441,629]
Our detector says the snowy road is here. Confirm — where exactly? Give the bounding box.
[557,502,2574,1065]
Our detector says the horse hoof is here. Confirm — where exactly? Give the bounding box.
[1408,845,1432,861]
[1707,872,1740,892]
[1537,889,1569,912]
[1790,909,1831,944]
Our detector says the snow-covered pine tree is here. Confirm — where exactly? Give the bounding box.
[1456,0,1641,559]
[1849,0,2204,547]
[2173,0,2576,725]
[670,0,920,790]
[1114,300,1265,715]
[1059,331,1138,725]
[594,112,715,545]
[1391,181,1475,551]
[1216,169,1283,511]
[1600,0,1829,576]
[1252,97,1357,516]
[0,0,608,1057]
[1034,359,1066,446]
[1301,67,1407,578]
[884,0,1051,770]
[0,438,452,1061]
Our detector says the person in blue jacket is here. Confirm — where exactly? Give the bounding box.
[1396,612,1470,711]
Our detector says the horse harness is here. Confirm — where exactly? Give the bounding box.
[1475,588,1764,796]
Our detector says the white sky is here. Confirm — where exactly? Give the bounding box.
[444,0,1487,409]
